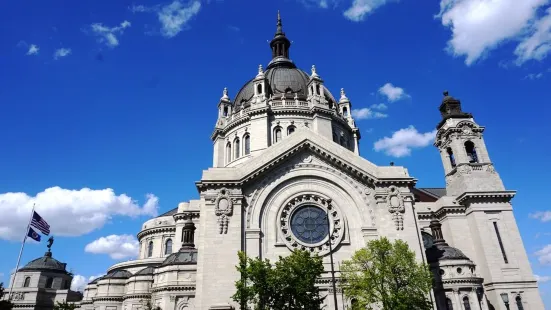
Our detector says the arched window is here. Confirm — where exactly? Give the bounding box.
[226,142,232,164]
[244,135,251,155]
[274,127,282,143]
[147,241,153,258]
[165,239,173,255]
[464,141,478,163]
[46,277,53,289]
[234,138,240,159]
[516,296,524,310]
[343,107,348,117]
[223,106,228,117]
[446,298,453,310]
[315,84,321,95]
[462,296,471,310]
[310,86,314,95]
[23,277,30,287]
[447,147,456,168]
[287,126,295,135]
[257,84,263,95]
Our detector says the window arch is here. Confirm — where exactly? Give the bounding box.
[244,134,251,155]
[446,298,453,310]
[147,241,153,258]
[464,141,478,163]
[46,277,53,289]
[165,239,173,255]
[226,142,232,164]
[447,147,456,168]
[257,84,263,95]
[23,277,30,287]
[343,106,349,117]
[234,138,240,159]
[315,84,321,95]
[516,296,524,310]
[287,126,295,135]
[274,127,282,143]
[462,296,471,310]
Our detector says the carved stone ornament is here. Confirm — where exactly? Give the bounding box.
[10,292,25,301]
[457,164,472,176]
[386,186,405,231]
[486,164,496,174]
[279,194,344,256]
[215,188,233,234]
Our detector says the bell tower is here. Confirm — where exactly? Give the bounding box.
[433,91,504,196]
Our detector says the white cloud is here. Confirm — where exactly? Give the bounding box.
[71,274,104,291]
[0,187,159,241]
[91,20,131,48]
[26,44,39,55]
[524,72,544,80]
[300,0,332,8]
[130,4,154,13]
[515,7,551,64]
[370,103,387,110]
[535,274,551,283]
[437,0,548,66]
[536,244,551,265]
[85,234,140,260]
[344,0,394,22]
[158,1,201,38]
[530,211,551,222]
[351,108,388,120]
[54,48,71,60]
[374,126,437,157]
[378,83,409,102]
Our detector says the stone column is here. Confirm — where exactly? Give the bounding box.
[471,290,482,310]
[453,289,462,310]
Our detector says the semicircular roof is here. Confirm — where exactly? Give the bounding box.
[161,248,198,266]
[426,244,471,264]
[101,269,133,280]
[19,251,67,273]
[233,64,336,112]
[133,266,157,276]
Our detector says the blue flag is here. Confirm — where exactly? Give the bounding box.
[27,227,41,242]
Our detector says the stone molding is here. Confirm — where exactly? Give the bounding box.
[435,120,485,148]
[137,227,176,240]
[456,191,516,204]
[151,285,195,293]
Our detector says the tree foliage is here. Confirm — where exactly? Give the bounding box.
[340,237,433,310]
[0,282,14,310]
[232,250,326,310]
[53,300,78,310]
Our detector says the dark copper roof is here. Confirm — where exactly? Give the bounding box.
[19,251,67,273]
[133,266,156,276]
[426,244,470,263]
[161,248,198,266]
[102,270,133,279]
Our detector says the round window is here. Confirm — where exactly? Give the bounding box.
[290,206,329,245]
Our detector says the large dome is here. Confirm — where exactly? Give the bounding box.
[233,60,337,112]
[19,251,67,273]
[232,13,337,112]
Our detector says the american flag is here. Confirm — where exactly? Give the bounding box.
[31,211,50,235]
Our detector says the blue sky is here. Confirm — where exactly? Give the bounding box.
[1,0,551,305]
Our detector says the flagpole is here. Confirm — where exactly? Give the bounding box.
[8,203,36,301]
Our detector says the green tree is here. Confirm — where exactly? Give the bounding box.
[340,237,433,310]
[232,250,325,310]
[53,300,77,310]
[0,282,14,310]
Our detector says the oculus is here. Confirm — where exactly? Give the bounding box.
[290,205,329,245]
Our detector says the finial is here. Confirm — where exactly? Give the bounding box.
[339,88,349,102]
[443,90,449,97]
[258,64,263,74]
[221,87,229,100]
[311,65,319,78]
[47,236,54,251]
[276,10,283,35]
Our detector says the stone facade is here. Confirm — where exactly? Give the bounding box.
[79,14,544,310]
[3,249,83,310]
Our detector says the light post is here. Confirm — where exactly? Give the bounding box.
[500,293,510,310]
[325,211,339,310]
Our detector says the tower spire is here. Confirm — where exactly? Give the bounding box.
[269,10,291,61]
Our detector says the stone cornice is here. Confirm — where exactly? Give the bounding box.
[418,205,466,220]
[173,211,200,221]
[439,277,484,285]
[456,191,516,204]
[122,293,152,300]
[151,285,195,293]
[92,296,124,302]
[137,227,176,240]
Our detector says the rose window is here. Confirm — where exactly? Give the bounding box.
[290,206,329,244]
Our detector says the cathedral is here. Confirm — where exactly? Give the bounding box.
[78,13,544,310]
